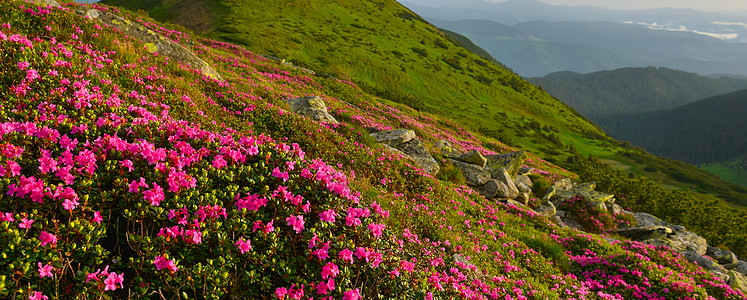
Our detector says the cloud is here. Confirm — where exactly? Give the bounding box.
[628,21,739,40]
[712,21,747,29]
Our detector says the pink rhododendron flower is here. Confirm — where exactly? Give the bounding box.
[7,160,21,176]
[154,256,178,273]
[93,211,103,223]
[275,287,288,299]
[38,262,54,278]
[316,278,335,295]
[0,212,14,222]
[313,242,330,261]
[29,291,48,300]
[17,61,29,70]
[319,209,336,223]
[367,223,386,238]
[19,217,34,229]
[103,272,124,291]
[143,183,165,206]
[120,159,134,172]
[183,229,202,244]
[339,249,354,264]
[286,215,304,234]
[39,231,57,247]
[342,288,361,300]
[321,262,339,279]
[26,69,39,81]
[235,237,252,254]
[272,167,289,182]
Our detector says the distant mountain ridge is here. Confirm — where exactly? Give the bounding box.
[402,0,747,76]
[528,67,747,119]
[599,89,747,165]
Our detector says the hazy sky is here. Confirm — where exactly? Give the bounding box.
[497,0,747,12]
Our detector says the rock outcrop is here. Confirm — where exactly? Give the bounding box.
[283,96,339,124]
[75,8,223,81]
[370,129,439,176]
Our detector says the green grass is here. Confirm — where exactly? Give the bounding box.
[699,160,747,188]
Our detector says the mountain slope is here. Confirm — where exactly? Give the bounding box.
[104,0,747,230]
[102,0,606,161]
[601,89,747,165]
[1,1,747,299]
[529,67,747,119]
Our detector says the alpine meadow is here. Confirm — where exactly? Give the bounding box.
[0,0,746,299]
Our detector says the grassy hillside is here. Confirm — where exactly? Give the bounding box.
[1,0,747,299]
[103,0,609,163]
[99,0,747,208]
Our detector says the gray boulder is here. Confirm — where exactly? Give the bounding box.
[433,140,460,158]
[728,271,747,295]
[484,151,528,178]
[370,129,416,147]
[398,139,440,176]
[725,261,747,275]
[450,160,490,186]
[455,150,487,168]
[683,251,726,272]
[707,246,739,265]
[536,201,556,218]
[284,96,339,124]
[553,178,573,191]
[632,213,708,255]
[614,226,672,241]
[491,168,519,200]
[517,166,534,176]
[479,179,510,199]
[453,254,485,282]
[515,174,533,189]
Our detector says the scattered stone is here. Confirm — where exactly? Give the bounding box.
[382,144,408,158]
[484,151,528,178]
[535,201,556,218]
[541,186,556,203]
[398,139,440,176]
[283,96,339,124]
[610,203,625,215]
[515,174,533,189]
[725,261,747,275]
[491,168,519,200]
[550,215,565,227]
[433,140,460,158]
[517,166,534,175]
[707,246,739,265]
[34,0,60,7]
[683,251,726,272]
[614,226,672,241]
[453,254,485,282]
[479,179,509,199]
[553,178,573,191]
[455,150,487,168]
[450,160,490,186]
[369,129,415,146]
[555,210,567,218]
[728,271,747,295]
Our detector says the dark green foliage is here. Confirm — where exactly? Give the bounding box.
[529,67,747,119]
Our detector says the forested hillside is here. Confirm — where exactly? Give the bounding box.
[600,89,747,165]
[529,67,747,120]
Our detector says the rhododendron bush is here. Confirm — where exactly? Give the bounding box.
[0,1,744,299]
